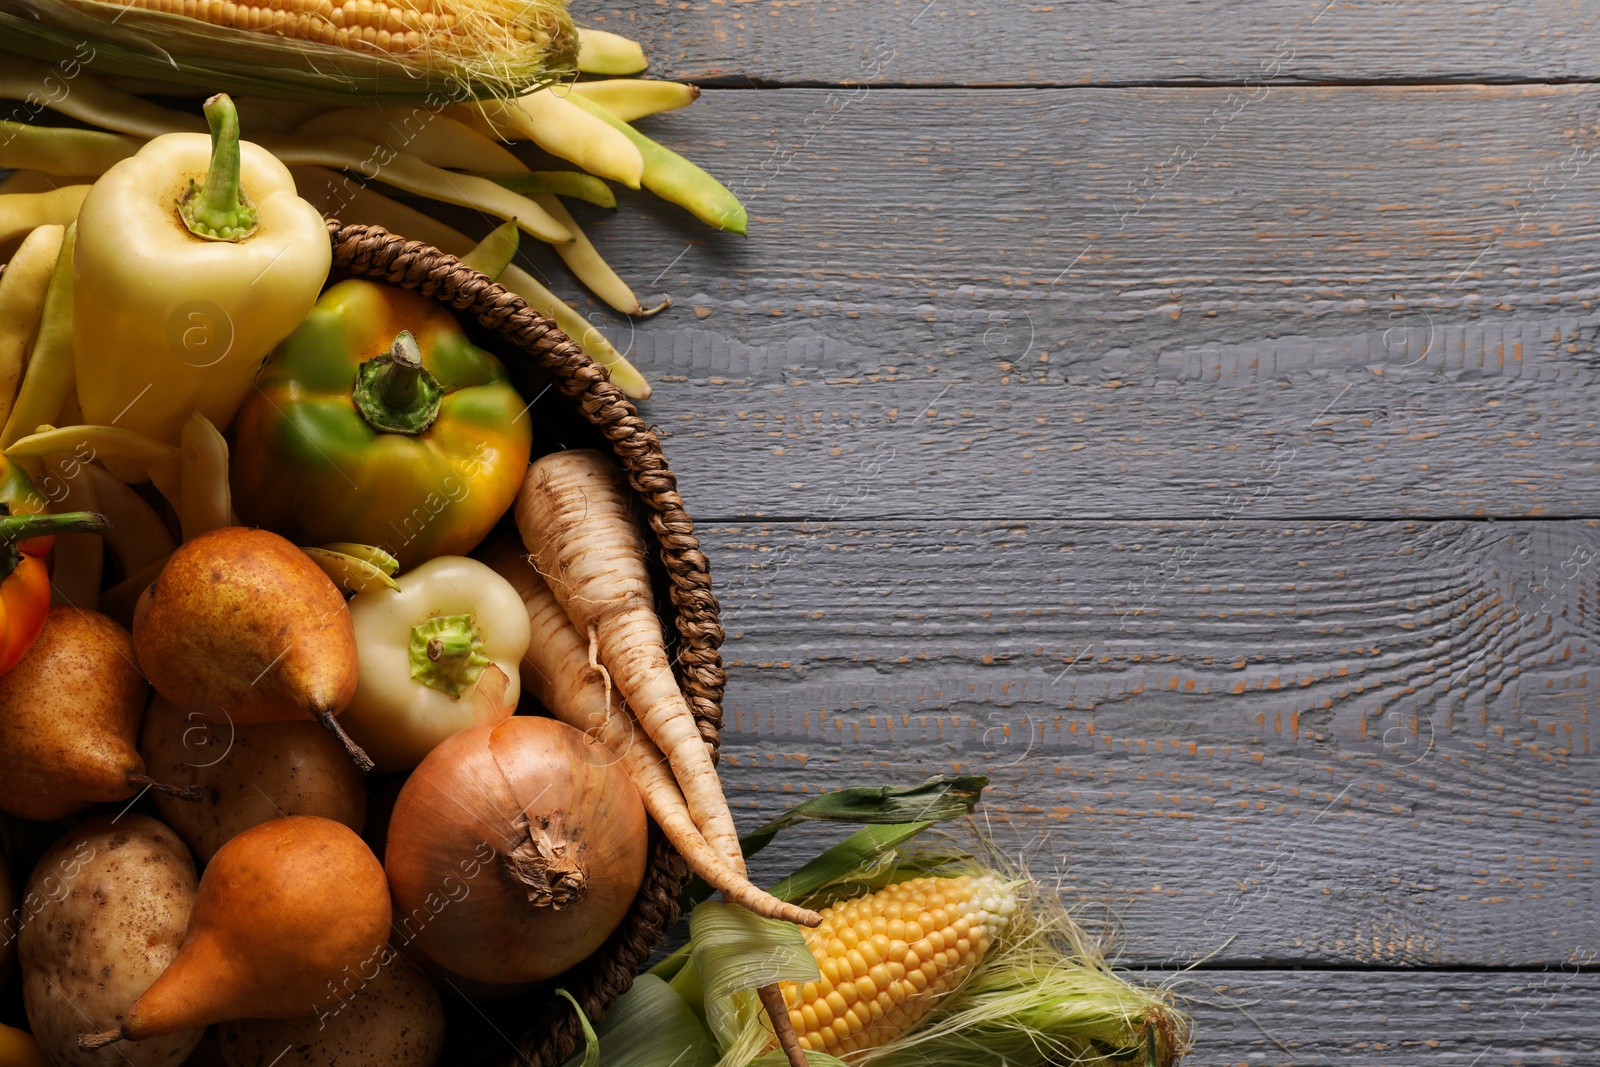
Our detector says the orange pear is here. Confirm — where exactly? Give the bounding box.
[132,527,371,771]
[0,607,200,820]
[78,816,392,1050]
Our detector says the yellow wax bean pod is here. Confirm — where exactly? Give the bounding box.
[41,450,102,610]
[233,97,325,135]
[472,91,644,189]
[0,170,92,194]
[576,27,648,75]
[0,187,89,245]
[289,167,651,400]
[100,553,170,632]
[7,425,182,511]
[2,223,76,450]
[487,171,616,208]
[296,108,528,175]
[0,57,202,139]
[302,547,401,594]
[0,224,64,428]
[500,263,654,399]
[86,465,177,576]
[0,123,138,177]
[316,543,400,577]
[258,133,573,245]
[459,219,520,281]
[567,95,748,235]
[566,80,700,122]
[536,192,666,318]
[179,412,231,542]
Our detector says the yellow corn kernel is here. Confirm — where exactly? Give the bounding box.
[99,0,495,53]
[774,874,1017,1057]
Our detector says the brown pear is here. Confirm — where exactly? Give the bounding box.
[0,608,201,820]
[132,527,371,772]
[78,816,393,1050]
[139,695,369,862]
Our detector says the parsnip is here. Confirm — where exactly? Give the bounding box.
[480,535,819,927]
[513,451,747,875]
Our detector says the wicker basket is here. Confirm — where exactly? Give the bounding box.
[327,221,726,1067]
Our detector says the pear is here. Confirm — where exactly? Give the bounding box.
[78,816,392,1050]
[0,608,201,820]
[139,695,369,863]
[132,527,372,772]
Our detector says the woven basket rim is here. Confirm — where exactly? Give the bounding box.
[326,220,726,1067]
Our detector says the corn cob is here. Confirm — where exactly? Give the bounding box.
[777,875,1018,1059]
[0,0,576,103]
[100,0,538,56]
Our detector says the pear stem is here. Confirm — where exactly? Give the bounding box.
[127,774,205,803]
[315,707,374,774]
[79,1028,123,1050]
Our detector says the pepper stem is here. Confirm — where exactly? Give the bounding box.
[0,510,110,582]
[410,614,489,698]
[178,94,260,242]
[353,332,445,436]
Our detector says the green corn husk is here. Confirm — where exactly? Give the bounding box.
[678,774,989,915]
[557,976,719,1067]
[663,818,1191,1067]
[0,0,578,104]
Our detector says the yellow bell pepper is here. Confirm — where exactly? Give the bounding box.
[72,93,328,446]
[338,556,531,773]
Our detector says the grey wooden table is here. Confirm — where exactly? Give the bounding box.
[559,3,1599,1063]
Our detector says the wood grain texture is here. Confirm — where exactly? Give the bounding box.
[506,84,1600,520]
[1178,969,1599,1065]
[577,0,1600,88]
[704,519,1599,967]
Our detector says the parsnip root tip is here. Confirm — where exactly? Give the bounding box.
[315,707,376,774]
[586,623,614,715]
[759,982,810,1067]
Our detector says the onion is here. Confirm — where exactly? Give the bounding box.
[384,715,648,985]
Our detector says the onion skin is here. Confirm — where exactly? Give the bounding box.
[385,715,648,985]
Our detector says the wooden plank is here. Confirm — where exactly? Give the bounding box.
[517,84,1600,520]
[579,0,1600,87]
[701,519,1599,967]
[1179,968,1599,1065]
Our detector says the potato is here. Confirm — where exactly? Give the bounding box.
[19,814,203,1067]
[216,949,443,1067]
[140,695,367,862]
